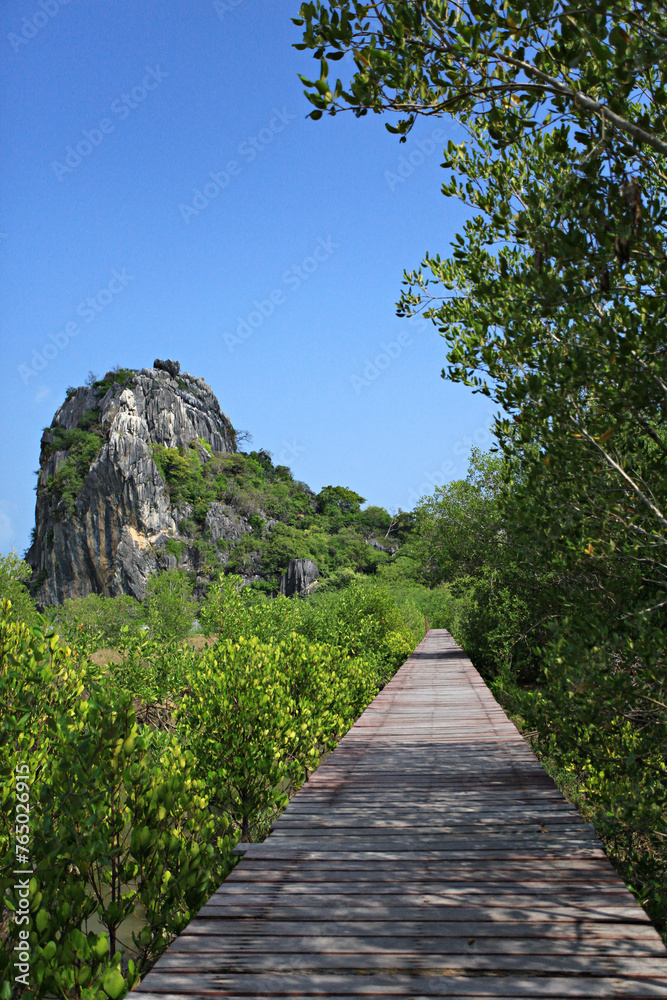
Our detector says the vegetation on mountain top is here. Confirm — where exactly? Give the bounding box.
[147,442,411,589]
[43,416,106,519]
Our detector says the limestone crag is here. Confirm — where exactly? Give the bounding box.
[279,558,320,598]
[27,365,243,604]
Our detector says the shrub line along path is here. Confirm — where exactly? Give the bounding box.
[133,630,667,998]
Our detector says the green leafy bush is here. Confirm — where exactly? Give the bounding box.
[0,607,232,997]
[0,553,42,627]
[45,424,105,518]
[145,570,197,641]
[301,581,423,682]
[50,593,145,650]
[200,573,423,682]
[178,632,378,840]
[165,538,187,560]
[92,368,134,396]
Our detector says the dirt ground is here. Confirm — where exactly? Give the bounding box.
[90,648,125,666]
[88,633,218,665]
[184,634,218,650]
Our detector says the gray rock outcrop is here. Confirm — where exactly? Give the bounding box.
[204,503,247,546]
[279,558,319,598]
[27,365,239,604]
[154,358,180,378]
[367,538,398,555]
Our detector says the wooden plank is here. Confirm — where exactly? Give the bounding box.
[150,949,667,975]
[177,917,662,941]
[212,888,638,906]
[168,933,667,957]
[228,847,610,861]
[196,901,650,923]
[134,971,667,997]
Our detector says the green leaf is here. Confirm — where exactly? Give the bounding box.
[103,968,127,999]
[94,934,109,959]
[41,940,57,962]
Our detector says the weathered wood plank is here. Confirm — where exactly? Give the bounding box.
[175,917,663,940]
[134,971,667,997]
[150,949,667,975]
[196,901,651,923]
[168,933,667,957]
[182,915,664,940]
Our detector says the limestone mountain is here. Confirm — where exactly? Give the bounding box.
[27,360,407,607]
[27,360,240,604]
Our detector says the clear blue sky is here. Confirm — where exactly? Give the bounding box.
[0,0,494,555]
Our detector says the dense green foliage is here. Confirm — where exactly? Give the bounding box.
[0,609,232,998]
[200,574,422,684]
[148,443,411,588]
[1,556,424,996]
[50,593,147,648]
[0,554,42,628]
[180,632,378,839]
[144,571,198,642]
[151,445,312,525]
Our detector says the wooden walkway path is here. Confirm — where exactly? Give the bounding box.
[134,629,667,998]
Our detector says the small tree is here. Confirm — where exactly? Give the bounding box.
[52,592,145,649]
[145,570,197,641]
[0,552,41,626]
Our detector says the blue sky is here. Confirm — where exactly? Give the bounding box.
[0,0,494,555]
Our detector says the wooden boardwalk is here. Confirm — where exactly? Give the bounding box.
[134,629,667,998]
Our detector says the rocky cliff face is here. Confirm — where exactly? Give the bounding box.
[27,361,245,604]
[279,558,319,598]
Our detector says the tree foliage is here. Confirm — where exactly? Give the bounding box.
[294,0,667,622]
[294,1,667,155]
[145,570,198,642]
[179,632,378,840]
[0,553,42,627]
[0,607,230,998]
